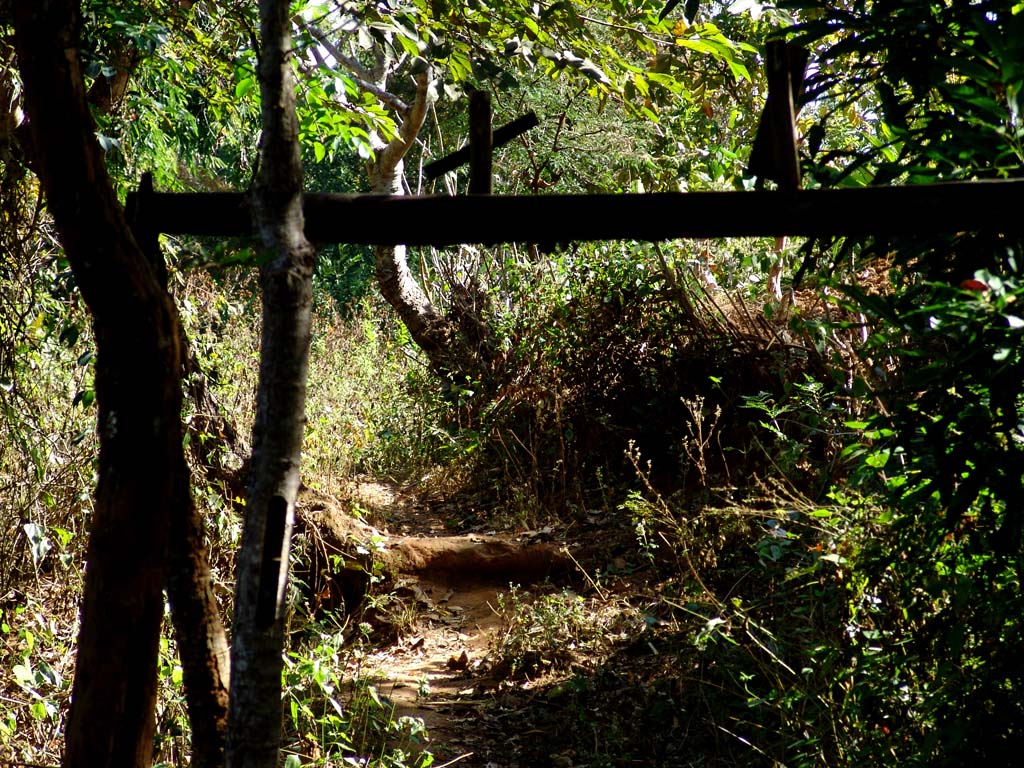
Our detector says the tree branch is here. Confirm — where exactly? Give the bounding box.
[298,18,410,116]
[374,69,433,181]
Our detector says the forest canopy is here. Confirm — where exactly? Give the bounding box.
[1,1,1022,766]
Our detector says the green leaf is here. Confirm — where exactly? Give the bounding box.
[235,77,255,99]
[447,50,472,81]
[59,323,80,347]
[13,663,33,686]
[726,58,750,82]
[73,389,95,408]
[367,684,383,707]
[396,34,423,57]
[865,448,891,469]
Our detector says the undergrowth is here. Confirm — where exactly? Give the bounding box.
[282,626,433,768]
[489,586,644,681]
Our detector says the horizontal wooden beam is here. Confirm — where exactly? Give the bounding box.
[127,179,1024,246]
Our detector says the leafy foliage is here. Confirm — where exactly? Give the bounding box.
[490,586,642,679]
[777,0,1024,763]
[4,0,1024,764]
[283,627,433,767]
[788,0,1024,186]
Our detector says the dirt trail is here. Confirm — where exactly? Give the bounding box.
[361,579,504,756]
[340,482,571,766]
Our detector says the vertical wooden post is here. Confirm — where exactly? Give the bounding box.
[765,40,802,193]
[468,90,493,194]
[764,41,804,302]
[127,172,169,288]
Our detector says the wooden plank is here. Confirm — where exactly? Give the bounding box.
[765,40,802,193]
[128,179,1024,245]
[747,43,809,186]
[468,90,493,194]
[423,111,539,180]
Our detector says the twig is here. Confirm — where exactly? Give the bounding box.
[298,18,411,116]
[716,725,775,760]
[561,545,607,601]
[434,752,477,768]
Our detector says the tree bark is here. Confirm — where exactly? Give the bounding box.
[85,44,136,114]
[12,2,184,766]
[226,1,315,766]
[368,70,459,374]
[166,467,232,768]
[129,179,232,768]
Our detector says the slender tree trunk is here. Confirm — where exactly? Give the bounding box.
[131,175,232,768]
[368,71,461,375]
[303,24,485,382]
[166,468,232,768]
[12,2,184,766]
[226,1,315,766]
[130,224,232,768]
[373,239,451,359]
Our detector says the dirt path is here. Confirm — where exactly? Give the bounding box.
[361,579,505,762]
[332,482,575,766]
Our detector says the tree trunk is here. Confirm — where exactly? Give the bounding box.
[12,2,184,766]
[298,23,489,384]
[130,179,232,768]
[368,72,461,376]
[166,467,232,768]
[226,1,316,766]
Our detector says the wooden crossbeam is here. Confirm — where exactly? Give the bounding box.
[127,179,1024,245]
[423,111,540,180]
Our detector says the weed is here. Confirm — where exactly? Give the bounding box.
[153,634,190,766]
[283,628,433,767]
[489,586,642,681]
[304,301,445,489]
[681,394,724,488]
[0,595,76,764]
